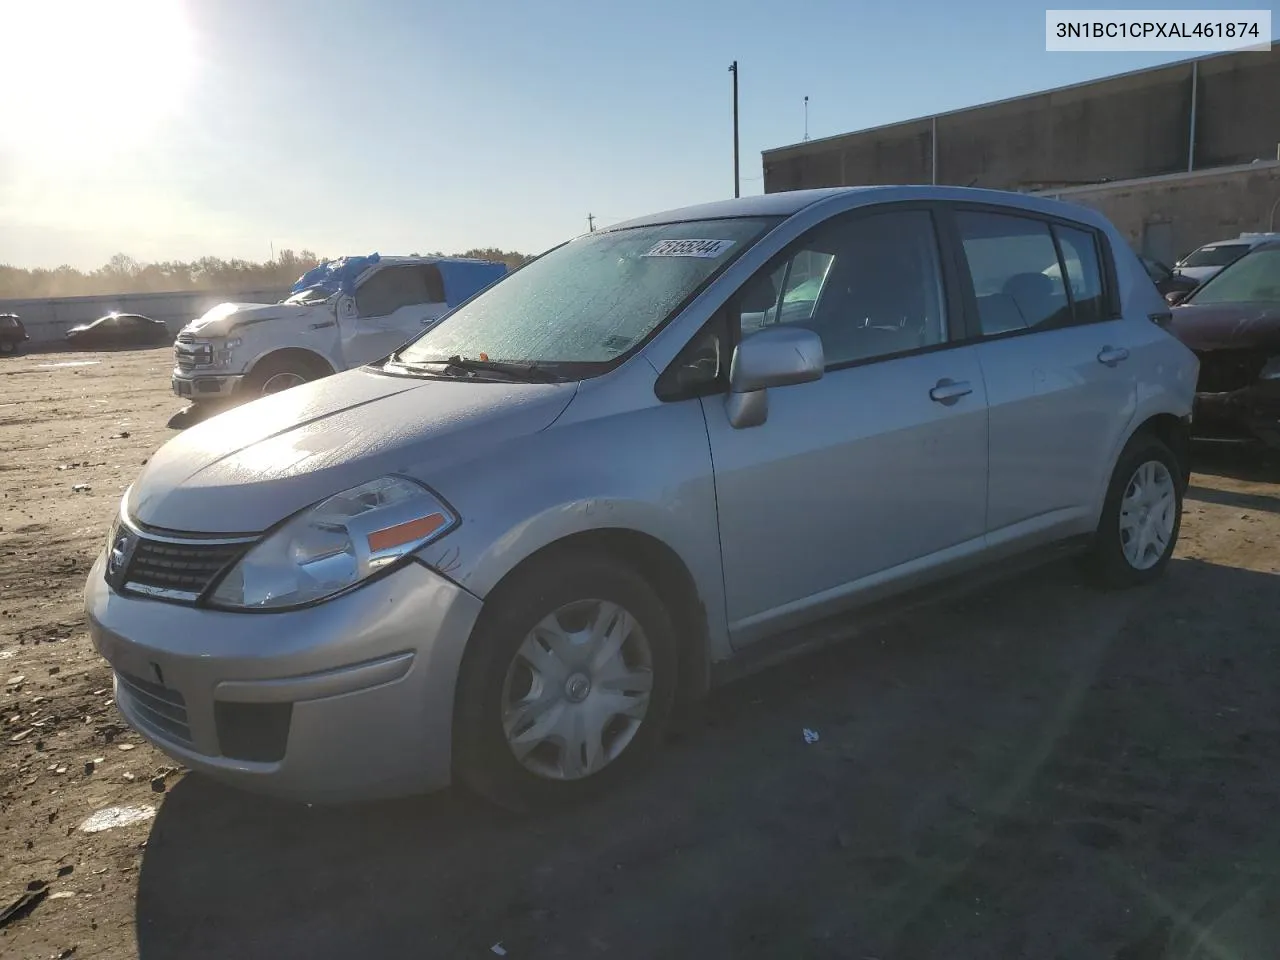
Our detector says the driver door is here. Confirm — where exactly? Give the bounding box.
[702,205,991,646]
[345,265,446,364]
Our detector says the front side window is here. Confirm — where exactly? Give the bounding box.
[956,211,1073,335]
[396,217,778,370]
[1186,247,1280,305]
[357,266,431,318]
[732,208,947,366]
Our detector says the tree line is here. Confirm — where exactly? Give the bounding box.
[0,247,533,300]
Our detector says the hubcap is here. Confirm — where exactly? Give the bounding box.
[1119,459,1176,571]
[500,599,653,781]
[261,371,306,395]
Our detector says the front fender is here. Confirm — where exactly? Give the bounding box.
[414,397,732,663]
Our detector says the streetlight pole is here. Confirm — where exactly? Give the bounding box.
[729,61,740,198]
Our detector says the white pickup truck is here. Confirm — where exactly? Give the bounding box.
[172,254,508,405]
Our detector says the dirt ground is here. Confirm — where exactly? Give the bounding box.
[3,346,1280,960]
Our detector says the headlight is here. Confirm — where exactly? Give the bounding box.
[1260,356,1280,381]
[211,337,241,369]
[209,476,458,610]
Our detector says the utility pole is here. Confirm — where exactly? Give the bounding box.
[587,213,595,233]
[804,96,809,141]
[729,61,740,198]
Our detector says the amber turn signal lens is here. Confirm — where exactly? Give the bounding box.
[367,514,447,553]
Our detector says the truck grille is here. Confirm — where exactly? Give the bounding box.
[122,535,253,602]
[1195,349,1269,394]
[116,671,192,745]
[174,333,211,373]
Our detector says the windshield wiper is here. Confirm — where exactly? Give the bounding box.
[389,355,565,382]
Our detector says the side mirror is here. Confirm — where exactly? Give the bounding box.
[1165,290,1187,306]
[338,295,358,320]
[725,326,824,429]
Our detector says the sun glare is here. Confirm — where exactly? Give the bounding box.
[1,0,197,156]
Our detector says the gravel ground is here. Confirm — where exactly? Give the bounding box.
[3,346,1280,960]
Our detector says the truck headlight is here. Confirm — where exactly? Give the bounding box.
[1260,356,1280,381]
[209,476,458,610]
[211,337,241,369]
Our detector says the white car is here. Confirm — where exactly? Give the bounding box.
[1173,233,1280,285]
[172,255,507,404]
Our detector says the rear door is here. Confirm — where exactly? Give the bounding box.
[702,204,991,645]
[948,206,1138,549]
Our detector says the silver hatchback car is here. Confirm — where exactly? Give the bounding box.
[86,187,1198,808]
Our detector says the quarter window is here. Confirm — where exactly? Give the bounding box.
[733,209,948,367]
[1053,224,1107,324]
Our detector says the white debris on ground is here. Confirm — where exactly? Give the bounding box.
[78,805,156,833]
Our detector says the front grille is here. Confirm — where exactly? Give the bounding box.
[117,671,192,745]
[1196,349,1269,394]
[174,333,211,373]
[124,537,250,600]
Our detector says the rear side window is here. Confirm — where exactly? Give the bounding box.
[421,265,445,302]
[956,212,1072,335]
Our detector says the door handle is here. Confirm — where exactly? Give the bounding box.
[929,378,973,405]
[1097,346,1130,366]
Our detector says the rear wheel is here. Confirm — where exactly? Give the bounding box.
[1087,433,1183,587]
[453,552,678,811]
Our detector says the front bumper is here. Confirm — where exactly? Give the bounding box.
[85,554,483,803]
[1192,381,1280,447]
[171,371,244,400]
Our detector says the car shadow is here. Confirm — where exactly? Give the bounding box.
[165,403,229,431]
[1185,483,1280,515]
[134,557,1280,959]
[1191,441,1280,484]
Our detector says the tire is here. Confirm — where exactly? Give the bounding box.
[241,354,322,398]
[0,340,11,354]
[453,551,679,812]
[1087,432,1183,588]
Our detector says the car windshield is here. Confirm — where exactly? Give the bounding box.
[1185,247,1280,305]
[1179,243,1249,268]
[393,217,778,371]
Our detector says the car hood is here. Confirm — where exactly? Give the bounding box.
[127,368,578,532]
[1168,301,1280,352]
[181,301,319,338]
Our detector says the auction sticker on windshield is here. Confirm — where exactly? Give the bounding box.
[643,239,736,258]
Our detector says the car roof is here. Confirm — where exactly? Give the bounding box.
[604,185,1114,233]
[1194,235,1279,251]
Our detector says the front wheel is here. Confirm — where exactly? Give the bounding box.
[453,552,678,811]
[1087,433,1183,587]
[241,355,321,398]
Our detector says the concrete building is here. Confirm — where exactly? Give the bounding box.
[762,46,1280,262]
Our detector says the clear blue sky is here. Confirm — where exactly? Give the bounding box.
[0,0,1275,269]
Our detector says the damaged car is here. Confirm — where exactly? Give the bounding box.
[1167,240,1280,448]
[171,254,508,406]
